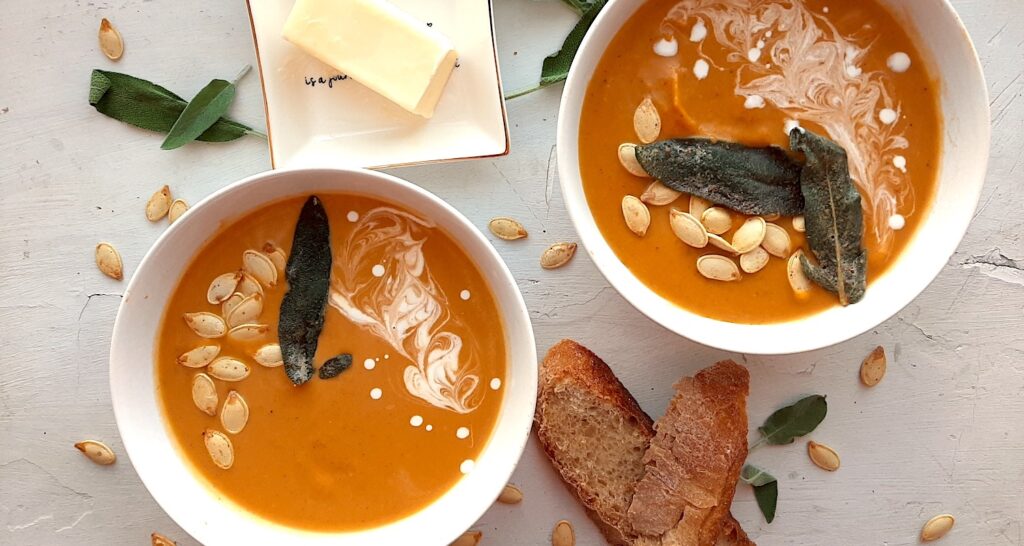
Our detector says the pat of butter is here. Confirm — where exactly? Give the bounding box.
[283,0,457,118]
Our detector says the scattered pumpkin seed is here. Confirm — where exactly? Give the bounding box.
[191,373,218,416]
[707,233,739,254]
[226,293,263,328]
[151,532,176,546]
[763,213,781,221]
[697,255,742,282]
[488,217,528,240]
[98,18,124,61]
[541,242,577,269]
[227,323,269,342]
[183,312,227,338]
[807,441,840,471]
[921,514,955,542]
[208,357,251,381]
[860,346,887,387]
[253,343,284,367]
[621,195,651,237]
[617,143,649,177]
[207,271,242,304]
[95,242,124,280]
[222,292,245,317]
[262,241,287,272]
[633,97,661,144]
[498,484,523,504]
[689,195,712,219]
[450,531,482,546]
[167,199,188,224]
[732,216,767,254]
[145,185,172,222]
[552,519,575,546]
[762,223,792,258]
[242,249,278,288]
[740,247,770,274]
[237,272,264,298]
[640,181,681,206]
[793,215,806,232]
[74,440,116,465]
[787,250,813,297]
[202,429,234,470]
[177,344,220,368]
[669,209,708,248]
[700,207,732,235]
[220,391,249,434]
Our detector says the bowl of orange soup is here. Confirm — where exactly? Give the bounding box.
[557,0,989,353]
[109,168,537,545]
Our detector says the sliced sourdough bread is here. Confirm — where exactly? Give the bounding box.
[534,340,754,546]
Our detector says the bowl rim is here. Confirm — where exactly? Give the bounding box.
[555,0,991,355]
[109,166,538,545]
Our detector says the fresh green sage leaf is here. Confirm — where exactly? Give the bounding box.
[540,0,607,86]
[88,69,259,144]
[790,129,868,305]
[740,463,777,487]
[161,66,250,150]
[752,477,778,523]
[560,0,600,15]
[757,394,827,445]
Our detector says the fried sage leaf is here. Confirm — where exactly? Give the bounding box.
[319,353,353,380]
[790,129,867,305]
[279,196,332,386]
[635,139,804,216]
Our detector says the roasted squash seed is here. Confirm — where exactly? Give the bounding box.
[450,531,482,546]
[253,343,284,367]
[617,143,648,177]
[792,215,806,232]
[207,271,242,304]
[222,292,245,317]
[689,195,712,219]
[807,441,840,471]
[262,241,287,271]
[183,312,227,338]
[921,514,955,542]
[633,97,661,144]
[707,234,739,254]
[489,217,528,240]
[669,209,708,248]
[237,272,264,298]
[640,181,681,205]
[732,216,767,254]
[151,532,176,546]
[552,520,575,546]
[220,391,249,434]
[208,357,251,382]
[498,484,523,504]
[541,243,577,269]
[762,223,792,258]
[98,18,124,60]
[191,373,218,416]
[74,440,116,465]
[203,429,234,470]
[226,293,263,328]
[242,249,278,287]
[227,323,269,342]
[177,344,220,368]
[145,185,172,222]
[787,250,813,297]
[740,247,770,273]
[700,207,732,235]
[167,199,188,224]
[697,255,741,282]
[621,195,651,237]
[860,346,887,387]
[95,242,124,280]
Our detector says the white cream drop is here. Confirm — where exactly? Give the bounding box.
[371,264,385,277]
[460,459,475,474]
[747,47,761,62]
[425,424,432,431]
[845,64,862,78]
[765,30,773,38]
[756,39,765,49]
[347,211,359,222]
[456,427,470,439]
[370,387,382,400]
[410,415,423,427]
[693,59,710,80]
[489,377,502,390]
[363,358,375,370]
[888,214,906,230]
[879,108,898,125]
[823,6,830,13]
[653,36,678,57]
[460,289,471,301]
[744,95,766,109]
[887,52,911,73]
[784,119,801,135]
[893,155,907,173]
[690,19,707,42]
[383,354,389,360]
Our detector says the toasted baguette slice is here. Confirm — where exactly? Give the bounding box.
[535,340,754,546]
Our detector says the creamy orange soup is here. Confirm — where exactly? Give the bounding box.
[157,194,506,531]
[580,0,941,323]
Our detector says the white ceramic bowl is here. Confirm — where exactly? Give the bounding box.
[557,0,990,354]
[110,168,537,545]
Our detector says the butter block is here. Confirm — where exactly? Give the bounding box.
[283,0,457,118]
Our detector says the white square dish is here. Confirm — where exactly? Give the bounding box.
[246,0,510,169]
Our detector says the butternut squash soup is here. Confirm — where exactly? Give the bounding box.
[156,194,506,531]
[580,0,941,323]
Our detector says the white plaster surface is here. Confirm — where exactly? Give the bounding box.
[1,1,1023,544]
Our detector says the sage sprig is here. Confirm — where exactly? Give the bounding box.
[88,69,264,146]
[161,65,252,150]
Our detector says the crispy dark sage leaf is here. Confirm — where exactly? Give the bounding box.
[279,196,332,386]
[318,353,353,380]
[161,66,250,150]
[757,394,827,445]
[790,129,868,305]
[742,464,779,524]
[540,0,607,86]
[89,70,257,142]
[636,139,804,216]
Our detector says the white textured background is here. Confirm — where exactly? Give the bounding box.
[1,0,1022,544]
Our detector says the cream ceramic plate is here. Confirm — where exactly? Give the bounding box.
[246,0,510,169]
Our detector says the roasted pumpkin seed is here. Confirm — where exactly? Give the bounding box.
[552,520,575,546]
[450,531,482,546]
[227,323,269,342]
[740,247,770,273]
[669,209,708,248]
[787,250,813,297]
[208,357,251,382]
[617,143,649,177]
[762,223,792,258]
[697,255,741,282]
[191,373,218,416]
[700,207,732,235]
[689,195,712,219]
[237,272,264,298]
[541,242,577,269]
[207,271,242,304]
[707,234,739,254]
[807,441,840,471]
[98,18,124,60]
[222,292,245,317]
[763,213,781,221]
[74,440,116,465]
[860,346,887,387]
[95,242,124,280]
[167,199,188,224]
[732,216,767,254]
[921,514,955,542]
[242,249,278,288]
[177,344,220,368]
[220,391,249,434]
[488,217,528,240]
[498,484,523,504]
[633,97,661,144]
[226,293,263,328]
[183,312,227,338]
[145,185,171,222]
[793,215,806,232]
[202,429,234,469]
[253,343,284,367]
[151,532,176,546]
[621,195,651,237]
[262,241,287,271]
[640,181,681,206]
